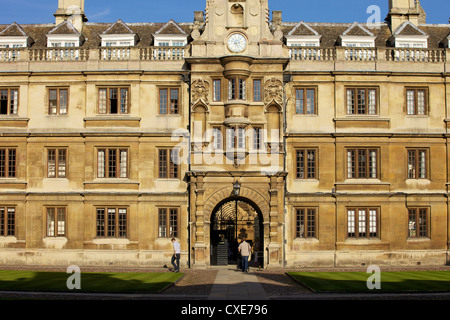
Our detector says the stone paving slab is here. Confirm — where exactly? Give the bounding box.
[208,267,268,300]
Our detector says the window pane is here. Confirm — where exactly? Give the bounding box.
[108,149,117,178]
[369,209,377,237]
[98,150,105,178]
[119,150,128,178]
[10,89,18,115]
[347,89,355,114]
[418,150,426,179]
[170,89,179,114]
[369,150,377,178]
[0,149,5,178]
[59,89,68,115]
[419,209,427,237]
[159,149,167,178]
[109,89,118,114]
[159,208,167,238]
[213,80,221,102]
[107,208,116,237]
[47,208,55,237]
[159,89,168,114]
[118,208,127,238]
[348,209,355,237]
[48,149,56,178]
[213,127,222,150]
[408,209,416,237]
[296,209,305,238]
[58,149,66,178]
[296,89,304,114]
[0,90,7,114]
[358,149,366,178]
[49,89,57,114]
[407,90,415,115]
[417,90,425,115]
[253,80,261,102]
[307,209,316,238]
[8,149,15,178]
[347,150,355,179]
[120,89,128,114]
[358,209,366,237]
[307,150,316,179]
[407,150,416,179]
[297,150,305,179]
[357,89,366,114]
[368,90,376,115]
[169,209,178,237]
[306,89,315,114]
[169,149,179,179]
[99,89,107,114]
[96,208,105,237]
[0,208,4,236]
[7,208,14,236]
[57,208,66,236]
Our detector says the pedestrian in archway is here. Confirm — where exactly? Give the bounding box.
[238,237,252,272]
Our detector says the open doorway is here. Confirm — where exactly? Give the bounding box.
[210,197,264,268]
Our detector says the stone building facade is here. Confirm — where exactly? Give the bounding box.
[0,0,449,268]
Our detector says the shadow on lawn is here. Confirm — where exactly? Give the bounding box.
[290,274,450,293]
[0,271,182,294]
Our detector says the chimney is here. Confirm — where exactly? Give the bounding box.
[54,0,87,31]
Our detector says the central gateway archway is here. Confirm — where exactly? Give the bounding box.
[210,197,264,267]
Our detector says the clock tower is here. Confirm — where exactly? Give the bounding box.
[187,0,288,269]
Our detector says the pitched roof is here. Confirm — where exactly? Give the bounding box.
[342,22,375,37]
[155,19,186,35]
[287,21,319,36]
[393,21,427,36]
[102,19,135,35]
[0,22,28,37]
[48,20,80,35]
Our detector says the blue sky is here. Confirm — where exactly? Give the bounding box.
[0,0,448,25]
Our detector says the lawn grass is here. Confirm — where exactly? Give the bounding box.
[288,271,450,293]
[0,270,183,293]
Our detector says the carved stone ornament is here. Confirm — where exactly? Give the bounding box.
[192,79,210,106]
[264,78,283,107]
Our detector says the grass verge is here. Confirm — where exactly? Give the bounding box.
[288,271,450,293]
[0,270,183,293]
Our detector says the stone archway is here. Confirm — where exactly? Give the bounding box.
[190,174,284,269]
[200,186,271,268]
[209,197,264,267]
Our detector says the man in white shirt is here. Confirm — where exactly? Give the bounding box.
[171,238,181,272]
[238,237,252,272]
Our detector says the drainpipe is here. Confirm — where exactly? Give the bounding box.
[185,70,192,269]
[282,75,289,269]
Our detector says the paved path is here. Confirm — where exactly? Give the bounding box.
[208,266,268,300]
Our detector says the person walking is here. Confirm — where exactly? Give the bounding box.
[238,237,252,272]
[171,238,181,272]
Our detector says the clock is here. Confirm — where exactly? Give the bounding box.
[227,33,247,53]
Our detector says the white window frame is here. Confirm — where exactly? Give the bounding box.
[154,35,188,47]
[47,34,81,48]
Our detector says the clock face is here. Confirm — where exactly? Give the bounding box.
[227,33,247,53]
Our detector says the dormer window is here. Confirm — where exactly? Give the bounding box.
[390,21,428,49]
[285,22,321,47]
[47,20,83,48]
[100,19,138,47]
[0,22,31,49]
[153,20,188,47]
[340,22,376,48]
